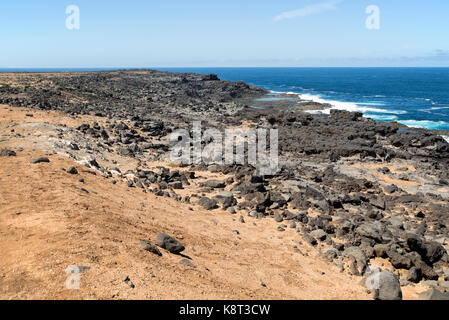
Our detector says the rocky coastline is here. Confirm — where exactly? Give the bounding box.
[1,69,449,300]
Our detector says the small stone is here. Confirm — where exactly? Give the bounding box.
[140,240,162,256]
[416,211,425,219]
[310,229,327,241]
[200,180,225,189]
[30,157,50,164]
[248,210,258,218]
[444,269,449,281]
[0,149,16,157]
[406,267,421,283]
[197,197,218,210]
[218,190,233,198]
[324,248,338,261]
[179,259,195,268]
[169,181,183,189]
[302,234,318,246]
[155,233,185,254]
[418,288,449,300]
[123,276,135,289]
[274,213,283,222]
[67,166,78,175]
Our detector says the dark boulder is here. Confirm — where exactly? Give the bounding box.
[200,180,226,189]
[406,267,422,283]
[355,222,386,243]
[197,197,218,210]
[155,233,185,254]
[387,250,413,270]
[407,233,446,265]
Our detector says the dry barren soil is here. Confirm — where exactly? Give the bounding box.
[0,105,373,300]
[0,105,432,300]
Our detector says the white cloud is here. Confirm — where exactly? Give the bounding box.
[274,0,341,22]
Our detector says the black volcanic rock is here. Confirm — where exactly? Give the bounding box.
[30,157,50,164]
[0,149,16,157]
[197,197,218,210]
[155,233,185,254]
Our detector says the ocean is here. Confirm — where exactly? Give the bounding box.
[2,67,449,132]
[158,67,449,132]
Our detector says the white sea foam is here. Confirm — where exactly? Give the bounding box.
[363,95,386,98]
[268,90,448,131]
[430,106,449,110]
[366,114,399,121]
[397,120,448,130]
[297,92,407,115]
[268,90,292,95]
[442,136,449,144]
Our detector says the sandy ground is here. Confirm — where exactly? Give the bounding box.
[0,106,425,300]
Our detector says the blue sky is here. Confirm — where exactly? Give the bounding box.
[1,0,448,67]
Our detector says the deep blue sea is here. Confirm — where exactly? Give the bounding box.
[2,67,449,131]
[159,67,449,132]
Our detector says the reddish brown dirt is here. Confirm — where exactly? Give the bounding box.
[0,106,423,300]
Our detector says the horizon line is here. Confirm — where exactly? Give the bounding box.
[1,66,449,70]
